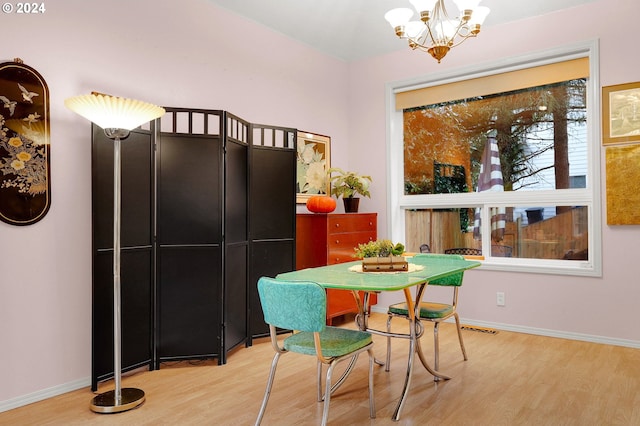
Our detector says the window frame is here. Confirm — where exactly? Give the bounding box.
[385,40,602,277]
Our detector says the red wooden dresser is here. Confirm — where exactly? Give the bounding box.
[296,213,378,324]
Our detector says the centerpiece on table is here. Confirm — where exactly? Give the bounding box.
[354,239,408,272]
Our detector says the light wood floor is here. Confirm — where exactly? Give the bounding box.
[2,313,639,425]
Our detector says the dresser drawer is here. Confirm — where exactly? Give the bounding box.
[328,214,376,234]
[328,231,375,264]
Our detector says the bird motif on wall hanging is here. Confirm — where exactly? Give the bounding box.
[0,95,16,115]
[18,83,38,103]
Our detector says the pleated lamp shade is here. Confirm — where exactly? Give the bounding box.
[64,92,165,130]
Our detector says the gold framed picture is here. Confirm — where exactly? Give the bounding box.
[296,131,330,203]
[602,81,640,145]
[606,144,640,225]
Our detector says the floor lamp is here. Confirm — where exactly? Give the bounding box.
[65,92,165,413]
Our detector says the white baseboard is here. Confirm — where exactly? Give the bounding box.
[0,377,90,413]
[370,306,640,349]
[459,318,640,349]
[4,312,639,414]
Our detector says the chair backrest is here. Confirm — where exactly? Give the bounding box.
[411,253,465,287]
[444,247,482,256]
[257,277,326,332]
[419,243,431,253]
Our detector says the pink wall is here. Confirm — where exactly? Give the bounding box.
[0,0,349,405]
[349,0,640,341]
[1,0,638,409]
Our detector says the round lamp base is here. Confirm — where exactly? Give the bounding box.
[90,388,145,414]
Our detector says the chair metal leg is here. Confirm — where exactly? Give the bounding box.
[328,354,359,397]
[367,347,376,419]
[322,361,337,426]
[454,312,468,361]
[319,348,375,424]
[385,314,393,372]
[317,360,323,402]
[255,351,282,426]
[392,315,417,421]
[433,322,440,373]
[416,336,450,381]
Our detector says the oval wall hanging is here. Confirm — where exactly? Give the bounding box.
[0,58,51,225]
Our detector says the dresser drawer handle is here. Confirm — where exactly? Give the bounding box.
[335,223,340,228]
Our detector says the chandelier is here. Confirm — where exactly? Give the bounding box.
[384,0,490,63]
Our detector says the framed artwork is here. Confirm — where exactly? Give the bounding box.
[602,82,640,145]
[606,144,640,225]
[296,131,331,203]
[0,59,51,225]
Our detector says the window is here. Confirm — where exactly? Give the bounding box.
[387,41,601,276]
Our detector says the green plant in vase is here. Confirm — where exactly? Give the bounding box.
[355,239,407,272]
[354,239,405,259]
[327,167,372,213]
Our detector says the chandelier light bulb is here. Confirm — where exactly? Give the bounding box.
[469,6,490,26]
[405,21,427,39]
[385,8,413,28]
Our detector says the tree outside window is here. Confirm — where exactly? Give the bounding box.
[402,79,589,261]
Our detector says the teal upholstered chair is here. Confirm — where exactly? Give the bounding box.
[255,277,375,426]
[385,253,468,373]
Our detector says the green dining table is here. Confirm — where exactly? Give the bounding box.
[276,255,481,421]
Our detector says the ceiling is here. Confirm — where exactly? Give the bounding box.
[208,0,597,61]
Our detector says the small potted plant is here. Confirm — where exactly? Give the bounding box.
[327,167,372,213]
[354,239,407,272]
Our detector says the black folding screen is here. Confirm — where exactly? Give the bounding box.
[248,126,297,341]
[90,109,296,390]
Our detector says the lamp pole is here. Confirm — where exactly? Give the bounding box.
[90,128,146,413]
[64,93,164,413]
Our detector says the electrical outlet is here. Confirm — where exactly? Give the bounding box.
[496,291,505,306]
